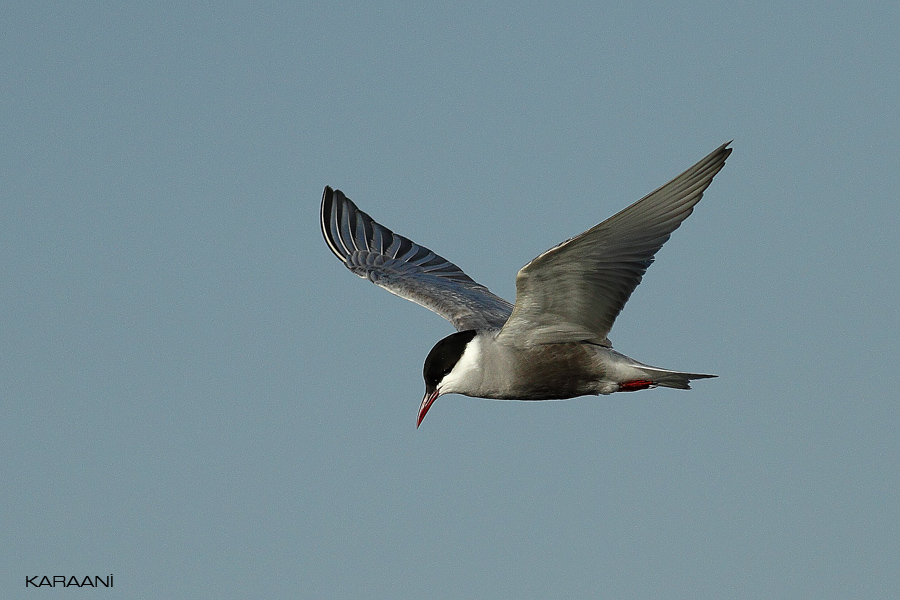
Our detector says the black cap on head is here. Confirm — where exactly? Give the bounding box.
[423,330,477,389]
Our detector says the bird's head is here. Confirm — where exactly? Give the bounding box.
[418,329,479,427]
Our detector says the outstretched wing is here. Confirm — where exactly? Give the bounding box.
[498,142,732,347]
[321,186,513,332]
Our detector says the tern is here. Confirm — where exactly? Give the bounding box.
[321,142,731,426]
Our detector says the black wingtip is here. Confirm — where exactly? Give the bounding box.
[320,185,347,262]
[720,141,734,159]
[320,185,333,237]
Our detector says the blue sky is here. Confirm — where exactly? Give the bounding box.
[2,2,898,598]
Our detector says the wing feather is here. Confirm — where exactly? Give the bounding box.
[320,187,513,332]
[498,142,732,347]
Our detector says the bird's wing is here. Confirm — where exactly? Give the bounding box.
[321,186,513,332]
[498,142,732,347]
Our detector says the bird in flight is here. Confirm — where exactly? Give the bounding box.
[321,142,731,427]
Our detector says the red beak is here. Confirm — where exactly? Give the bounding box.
[417,389,440,428]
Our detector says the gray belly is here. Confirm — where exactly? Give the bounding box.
[481,343,609,400]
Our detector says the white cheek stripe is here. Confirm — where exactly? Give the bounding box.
[441,335,483,393]
[453,336,482,374]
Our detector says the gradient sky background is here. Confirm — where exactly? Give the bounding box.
[3,2,899,598]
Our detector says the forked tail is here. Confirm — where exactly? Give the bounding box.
[636,366,717,390]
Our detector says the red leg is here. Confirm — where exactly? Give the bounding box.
[619,380,655,392]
